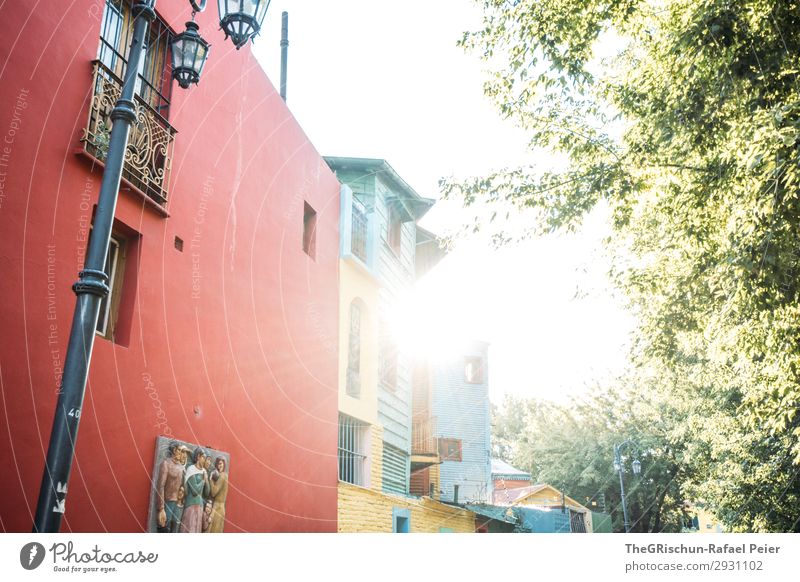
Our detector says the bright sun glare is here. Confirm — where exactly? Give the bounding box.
[387,282,475,364]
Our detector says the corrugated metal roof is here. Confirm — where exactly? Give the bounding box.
[463,503,518,525]
[491,458,531,479]
[492,483,590,514]
[324,156,435,219]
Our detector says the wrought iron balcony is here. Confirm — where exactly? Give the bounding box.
[82,60,176,206]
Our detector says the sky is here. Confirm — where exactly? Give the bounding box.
[252,0,636,404]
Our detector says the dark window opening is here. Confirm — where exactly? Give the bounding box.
[438,438,463,462]
[303,202,317,258]
[465,356,484,384]
[97,234,125,339]
[86,216,140,346]
[394,516,409,533]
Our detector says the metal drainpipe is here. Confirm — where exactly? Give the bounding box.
[280,11,288,101]
[33,0,157,533]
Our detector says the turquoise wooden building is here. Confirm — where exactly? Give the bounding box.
[325,157,434,495]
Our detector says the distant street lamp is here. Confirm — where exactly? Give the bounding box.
[33,0,272,533]
[614,440,641,533]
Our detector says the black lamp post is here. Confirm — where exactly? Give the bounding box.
[613,440,641,533]
[33,0,270,533]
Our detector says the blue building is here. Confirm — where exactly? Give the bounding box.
[431,340,492,504]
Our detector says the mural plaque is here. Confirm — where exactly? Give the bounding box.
[147,436,230,533]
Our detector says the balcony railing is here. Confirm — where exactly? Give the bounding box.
[82,60,176,206]
[412,416,438,455]
[351,198,368,262]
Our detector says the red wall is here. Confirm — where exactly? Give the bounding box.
[0,0,340,532]
[494,479,531,491]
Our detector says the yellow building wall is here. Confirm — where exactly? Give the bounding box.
[338,258,379,425]
[517,487,587,512]
[338,482,476,533]
[370,424,383,491]
[695,507,725,533]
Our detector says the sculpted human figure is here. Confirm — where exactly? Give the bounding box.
[180,447,211,533]
[155,442,187,533]
[207,457,229,533]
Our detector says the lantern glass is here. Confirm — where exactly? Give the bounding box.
[217,0,271,49]
[171,21,211,89]
[613,460,621,473]
[632,459,642,475]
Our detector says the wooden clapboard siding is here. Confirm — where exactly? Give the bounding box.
[327,158,436,503]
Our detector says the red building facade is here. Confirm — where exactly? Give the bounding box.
[0,0,340,532]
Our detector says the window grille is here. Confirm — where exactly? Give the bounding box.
[350,198,368,262]
[98,0,173,116]
[338,415,367,486]
[84,0,177,205]
[569,510,587,533]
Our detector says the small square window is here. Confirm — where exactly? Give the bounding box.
[303,202,317,258]
[392,508,410,533]
[438,438,462,462]
[85,219,138,346]
[465,357,484,384]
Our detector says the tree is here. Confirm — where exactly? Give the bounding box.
[451,0,800,531]
[492,384,690,533]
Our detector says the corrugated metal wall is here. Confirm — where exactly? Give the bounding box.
[432,342,492,503]
[517,508,572,533]
[382,442,409,495]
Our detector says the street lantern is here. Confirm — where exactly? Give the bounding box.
[613,440,642,533]
[171,21,211,88]
[217,0,271,49]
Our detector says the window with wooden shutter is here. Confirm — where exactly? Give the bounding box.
[438,438,463,462]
